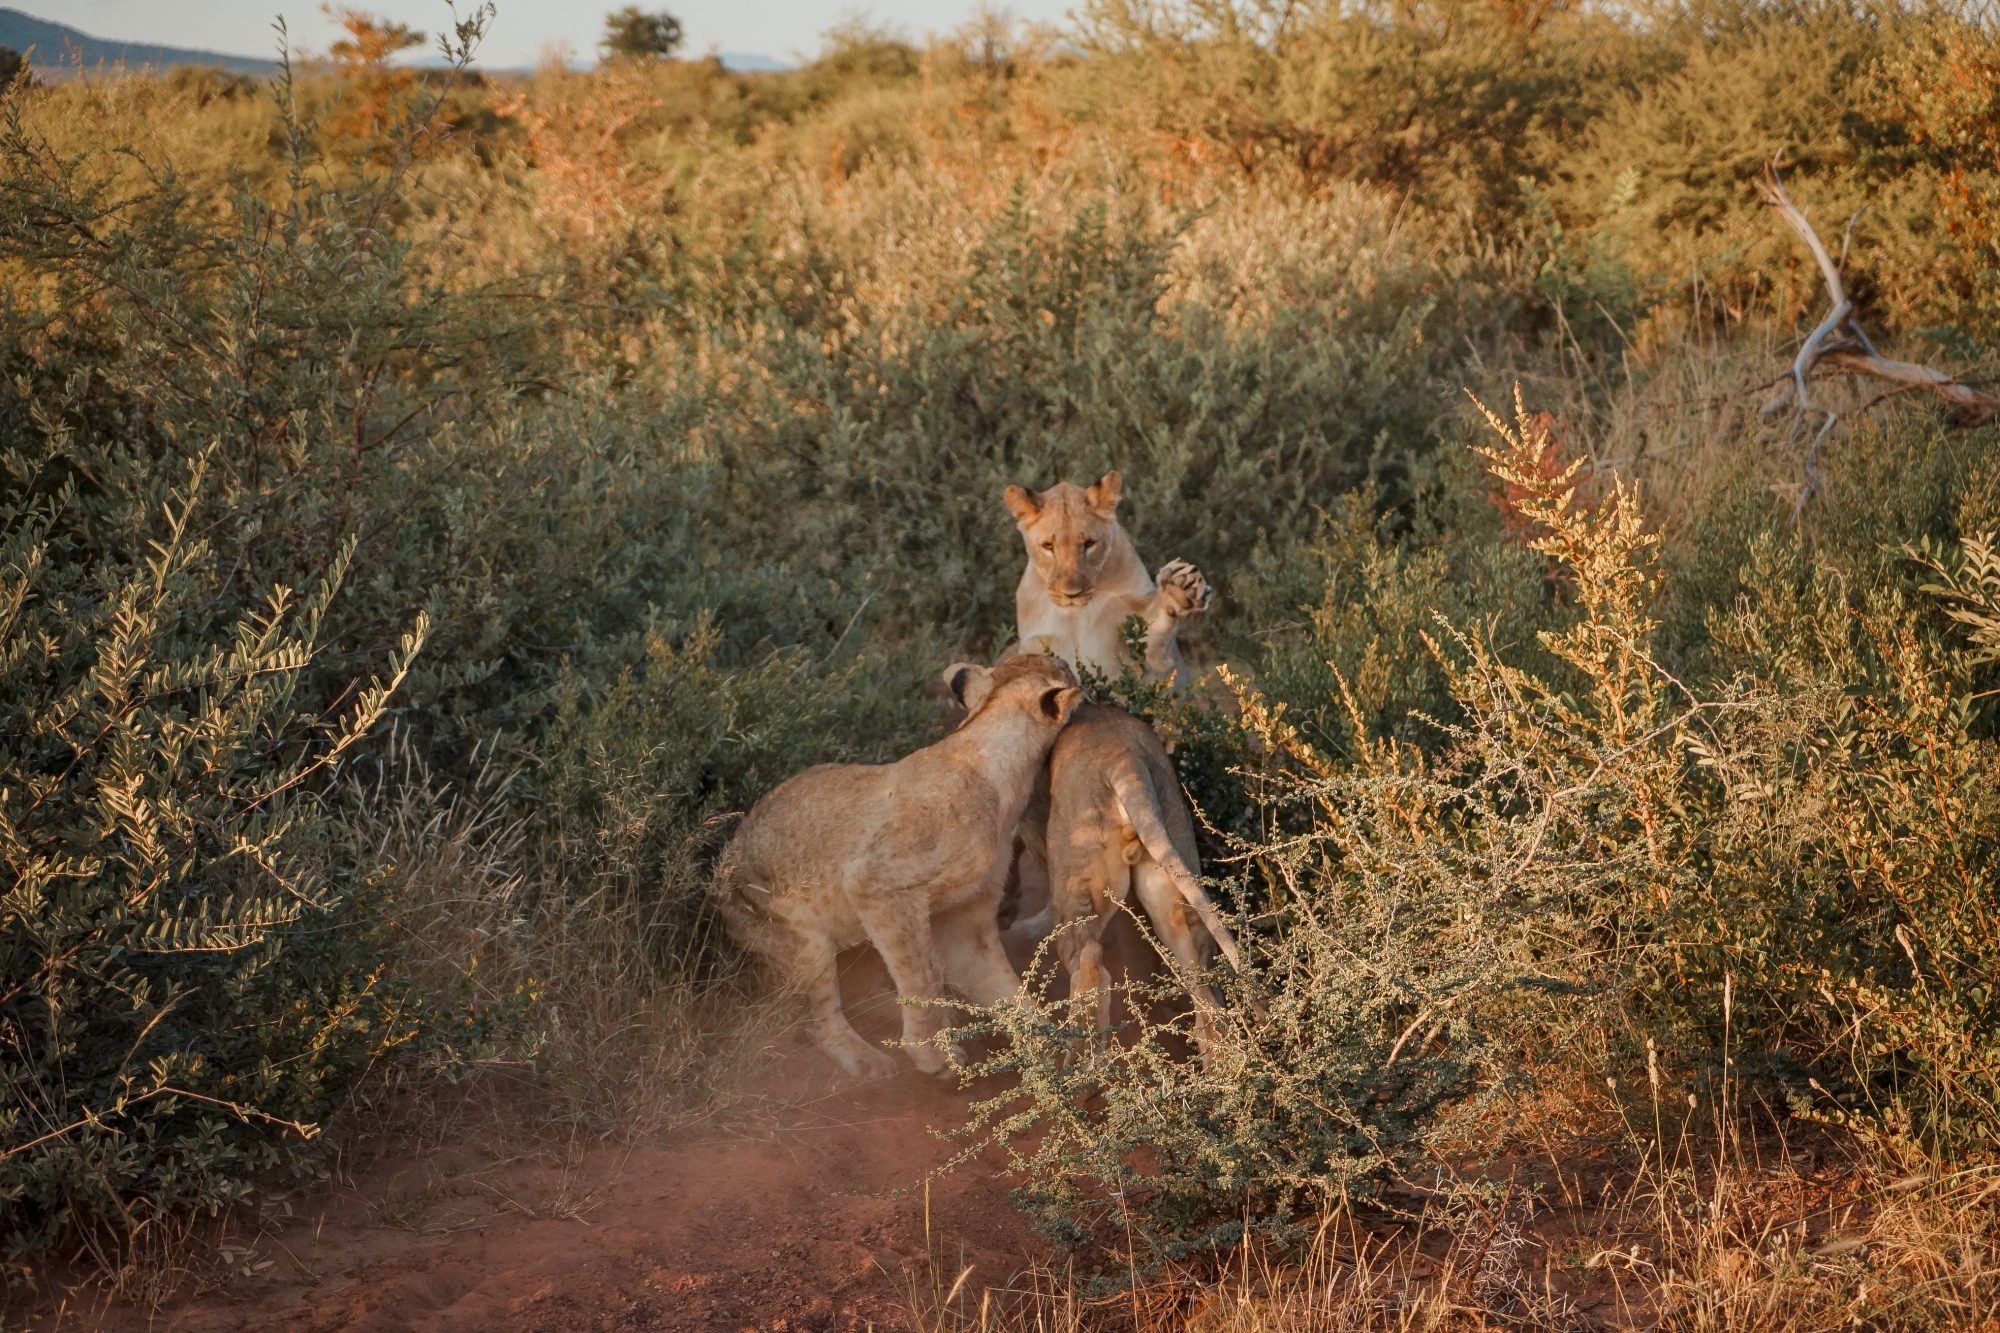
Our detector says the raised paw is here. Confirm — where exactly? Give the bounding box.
[1154,558,1213,618]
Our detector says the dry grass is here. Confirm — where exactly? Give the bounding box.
[337,727,782,1148]
[910,986,1996,1333]
[904,1130,2000,1332]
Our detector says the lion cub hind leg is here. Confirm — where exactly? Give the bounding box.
[772,925,897,1080]
[854,894,957,1076]
[1130,861,1228,1050]
[1052,917,1112,1054]
[1051,856,1128,1049]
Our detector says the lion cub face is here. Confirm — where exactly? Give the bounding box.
[1003,471,1124,607]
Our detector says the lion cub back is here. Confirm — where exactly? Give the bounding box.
[713,763,889,939]
[1046,704,1196,884]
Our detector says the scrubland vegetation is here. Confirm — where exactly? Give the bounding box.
[4,0,2000,1323]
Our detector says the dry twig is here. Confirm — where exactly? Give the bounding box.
[1758,157,2000,517]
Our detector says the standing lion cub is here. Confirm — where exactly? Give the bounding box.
[1004,470,1211,688]
[711,656,1082,1078]
[1039,701,1244,1047]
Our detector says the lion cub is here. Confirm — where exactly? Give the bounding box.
[1036,701,1243,1044]
[712,656,1082,1079]
[1003,471,1211,688]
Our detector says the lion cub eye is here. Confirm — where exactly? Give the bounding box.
[1082,539,1097,551]
[1041,541,1055,552]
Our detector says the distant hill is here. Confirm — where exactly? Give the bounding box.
[0,7,279,78]
[720,53,789,73]
[0,9,789,80]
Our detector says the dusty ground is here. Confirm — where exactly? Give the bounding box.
[35,947,1054,1333]
[135,1082,1026,1332]
[19,925,1896,1333]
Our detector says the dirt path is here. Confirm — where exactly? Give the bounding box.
[21,929,1876,1333]
[151,1080,1027,1333]
[81,953,1051,1333]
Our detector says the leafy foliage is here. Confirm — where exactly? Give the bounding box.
[954,394,1667,1266]
[1680,534,2000,1157]
[959,392,2000,1272]
[0,449,426,1259]
[600,6,685,62]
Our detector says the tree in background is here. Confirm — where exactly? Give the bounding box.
[0,46,27,88]
[326,5,425,68]
[601,6,684,61]
[321,6,427,155]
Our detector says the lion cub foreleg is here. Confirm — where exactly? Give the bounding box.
[1142,559,1212,684]
[934,894,1023,1010]
[1088,561,1211,689]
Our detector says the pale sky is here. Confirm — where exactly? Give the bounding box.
[26,1,1078,68]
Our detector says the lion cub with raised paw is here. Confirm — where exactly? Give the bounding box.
[1004,470,1210,689]
[1036,701,1244,1048]
[712,656,1083,1079]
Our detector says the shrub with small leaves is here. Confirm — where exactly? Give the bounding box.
[1678,536,2000,1157]
[0,450,425,1262]
[954,392,2000,1272]
[951,394,1672,1271]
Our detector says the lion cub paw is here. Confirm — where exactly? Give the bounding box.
[1155,559,1213,617]
[828,1036,899,1081]
[905,1038,968,1080]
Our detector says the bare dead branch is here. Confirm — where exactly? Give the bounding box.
[1766,163,1849,306]
[1822,346,2000,415]
[1758,157,2000,518]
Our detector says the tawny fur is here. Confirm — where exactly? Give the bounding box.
[1017,702,1243,1047]
[1002,471,1211,688]
[711,656,1082,1079]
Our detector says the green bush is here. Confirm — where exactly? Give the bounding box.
[1675,528,2000,1156]
[1233,469,1553,761]
[956,396,1671,1266]
[688,179,1488,667]
[1526,0,2000,354]
[961,393,2000,1271]
[531,621,926,948]
[0,451,424,1260]
[1065,0,1642,225]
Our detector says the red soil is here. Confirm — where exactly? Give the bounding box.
[55,949,1053,1333]
[24,921,1864,1333]
[157,1081,1026,1332]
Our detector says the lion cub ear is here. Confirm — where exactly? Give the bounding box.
[1086,471,1122,515]
[1039,685,1084,726]
[943,662,996,714]
[1002,484,1041,527]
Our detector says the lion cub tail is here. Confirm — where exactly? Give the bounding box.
[709,841,775,933]
[1106,761,1245,971]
